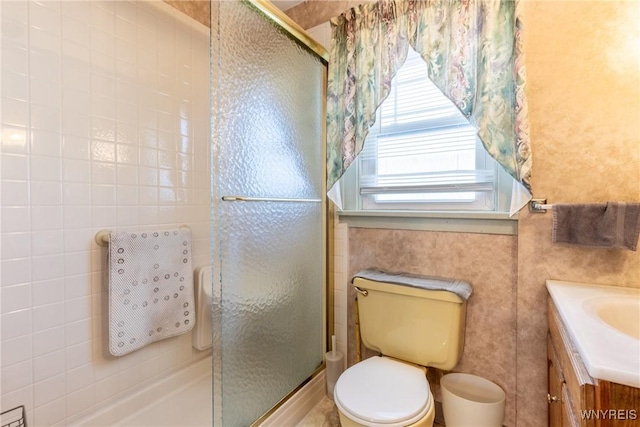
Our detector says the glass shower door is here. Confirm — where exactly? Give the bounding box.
[210,1,327,425]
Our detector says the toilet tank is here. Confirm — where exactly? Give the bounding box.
[354,277,467,370]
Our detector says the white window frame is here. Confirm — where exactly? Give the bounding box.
[337,48,517,234]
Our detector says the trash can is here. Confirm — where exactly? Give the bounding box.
[441,373,505,427]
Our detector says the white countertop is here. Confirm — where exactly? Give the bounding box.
[546,280,640,388]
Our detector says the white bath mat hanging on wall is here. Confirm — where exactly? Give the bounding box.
[108,227,195,356]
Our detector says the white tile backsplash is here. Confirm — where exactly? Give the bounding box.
[1,309,33,341]
[2,284,32,313]
[28,2,60,34]
[65,341,93,371]
[1,335,33,367]
[1,181,29,207]
[64,206,93,229]
[31,182,63,206]
[65,319,92,347]
[93,375,119,403]
[31,254,65,282]
[32,278,64,307]
[1,153,29,180]
[1,359,32,394]
[31,209,63,233]
[1,1,211,423]
[2,71,29,103]
[33,374,66,408]
[65,384,95,418]
[33,350,66,383]
[32,302,65,332]
[1,232,31,259]
[64,296,92,323]
[2,0,27,23]
[33,397,66,427]
[30,155,62,182]
[32,326,65,357]
[1,45,29,76]
[65,364,95,394]
[29,35,61,61]
[30,104,62,133]
[1,97,28,126]
[333,222,349,369]
[1,257,31,285]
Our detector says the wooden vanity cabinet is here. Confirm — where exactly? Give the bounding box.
[547,336,565,427]
[547,299,640,427]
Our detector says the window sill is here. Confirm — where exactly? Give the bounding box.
[337,210,518,235]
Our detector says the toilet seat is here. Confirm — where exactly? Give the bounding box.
[334,356,431,427]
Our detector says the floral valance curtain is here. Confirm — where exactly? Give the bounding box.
[326,0,532,210]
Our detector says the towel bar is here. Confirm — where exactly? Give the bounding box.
[95,225,191,247]
[529,198,552,213]
[95,229,111,247]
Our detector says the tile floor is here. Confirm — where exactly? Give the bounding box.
[296,397,340,427]
[296,397,446,427]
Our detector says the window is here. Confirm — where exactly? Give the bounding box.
[342,48,512,213]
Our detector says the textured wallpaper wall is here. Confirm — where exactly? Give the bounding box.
[163,0,210,27]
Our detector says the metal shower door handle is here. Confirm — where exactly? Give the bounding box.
[222,196,322,203]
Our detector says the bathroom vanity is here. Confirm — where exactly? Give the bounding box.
[546,280,640,427]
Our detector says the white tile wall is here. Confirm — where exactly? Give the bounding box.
[333,222,348,369]
[0,1,211,425]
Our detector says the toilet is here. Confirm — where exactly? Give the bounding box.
[334,270,471,427]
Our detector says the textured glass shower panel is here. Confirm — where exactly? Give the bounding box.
[212,1,326,425]
[219,202,323,425]
[215,2,324,200]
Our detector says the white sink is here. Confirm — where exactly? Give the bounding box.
[547,280,640,388]
[584,296,640,340]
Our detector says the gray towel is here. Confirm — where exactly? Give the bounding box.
[552,202,640,251]
[352,268,472,301]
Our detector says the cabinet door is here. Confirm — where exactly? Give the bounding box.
[562,384,581,427]
[549,334,564,427]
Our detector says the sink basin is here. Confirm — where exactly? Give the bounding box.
[547,280,640,388]
[585,296,640,339]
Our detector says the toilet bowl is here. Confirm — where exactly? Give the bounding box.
[334,357,435,427]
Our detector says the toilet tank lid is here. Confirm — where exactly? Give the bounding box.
[352,269,472,301]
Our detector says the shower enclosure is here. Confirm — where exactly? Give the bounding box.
[210,1,329,424]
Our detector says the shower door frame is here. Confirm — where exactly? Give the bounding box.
[211,0,333,424]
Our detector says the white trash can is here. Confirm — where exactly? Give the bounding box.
[441,373,505,427]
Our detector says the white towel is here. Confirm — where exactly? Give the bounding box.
[108,228,195,356]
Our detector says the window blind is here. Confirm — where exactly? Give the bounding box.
[358,48,496,209]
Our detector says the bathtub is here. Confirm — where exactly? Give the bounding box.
[72,357,212,427]
[70,355,325,426]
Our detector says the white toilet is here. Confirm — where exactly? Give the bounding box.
[334,272,470,427]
